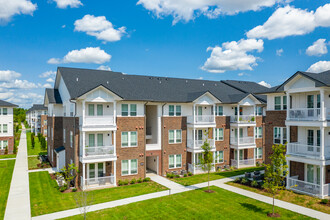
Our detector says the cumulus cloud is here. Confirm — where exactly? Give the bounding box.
[258,81,271,88]
[5,92,44,108]
[43,83,52,88]
[47,47,111,64]
[306,39,328,56]
[0,79,38,89]
[46,78,55,83]
[306,61,330,73]
[201,38,264,73]
[97,65,111,71]
[74,15,126,42]
[53,0,82,9]
[276,48,283,56]
[137,0,284,24]
[246,4,330,40]
[0,0,37,22]
[0,70,21,82]
[39,70,56,78]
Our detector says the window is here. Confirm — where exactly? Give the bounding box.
[3,108,7,115]
[63,129,66,143]
[255,127,263,138]
[168,130,182,144]
[216,106,223,116]
[274,127,286,144]
[121,131,138,147]
[307,95,314,108]
[97,104,103,116]
[169,154,182,168]
[88,104,94,116]
[121,104,128,116]
[255,106,263,116]
[89,134,95,147]
[97,134,103,146]
[255,148,263,159]
[70,131,73,148]
[121,159,138,175]
[317,94,321,108]
[0,140,8,150]
[3,124,7,133]
[235,107,243,115]
[283,96,287,110]
[214,151,224,163]
[130,104,137,116]
[274,96,281,110]
[215,128,224,141]
[169,105,181,116]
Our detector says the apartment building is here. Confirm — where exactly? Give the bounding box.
[0,100,18,155]
[44,67,267,190]
[260,70,330,198]
[26,104,48,136]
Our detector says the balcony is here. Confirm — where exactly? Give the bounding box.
[230,137,255,146]
[82,146,116,162]
[287,176,329,198]
[83,115,115,128]
[187,139,215,150]
[231,158,255,168]
[230,115,256,124]
[288,108,322,121]
[187,115,215,125]
[81,175,115,189]
[287,143,330,160]
[188,163,215,174]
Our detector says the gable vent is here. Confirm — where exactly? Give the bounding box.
[76,77,79,82]
[202,83,205,86]
[186,80,188,83]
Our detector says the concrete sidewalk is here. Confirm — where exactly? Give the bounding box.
[28,167,56,174]
[0,158,16,161]
[4,126,31,220]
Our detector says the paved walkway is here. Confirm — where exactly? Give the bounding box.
[4,126,31,220]
[28,167,56,173]
[0,158,16,161]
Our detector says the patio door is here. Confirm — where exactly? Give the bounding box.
[87,163,105,181]
[307,95,314,117]
[234,150,243,160]
[306,164,320,184]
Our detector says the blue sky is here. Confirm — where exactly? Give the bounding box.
[0,0,330,108]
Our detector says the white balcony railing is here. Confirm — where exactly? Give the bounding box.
[287,143,330,160]
[288,108,321,121]
[82,175,114,189]
[188,163,215,174]
[85,146,115,157]
[187,115,215,124]
[230,115,256,124]
[187,139,215,150]
[287,177,323,197]
[230,137,255,145]
[83,116,115,127]
[231,159,255,168]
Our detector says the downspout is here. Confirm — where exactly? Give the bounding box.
[161,103,167,176]
[144,102,148,178]
[69,99,78,187]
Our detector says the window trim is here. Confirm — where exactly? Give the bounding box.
[121,131,138,147]
[121,159,138,176]
[168,105,182,116]
[273,127,287,145]
[214,151,224,163]
[215,128,224,141]
[255,148,263,159]
[121,103,138,116]
[274,96,281,110]
[254,127,263,139]
[168,129,182,144]
[216,105,223,116]
[168,154,182,169]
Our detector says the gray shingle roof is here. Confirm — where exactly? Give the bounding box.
[45,88,62,104]
[0,100,18,107]
[57,67,268,104]
[27,104,48,113]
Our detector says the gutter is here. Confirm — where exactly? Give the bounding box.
[161,103,166,176]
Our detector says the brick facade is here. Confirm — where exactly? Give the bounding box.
[290,161,305,181]
[0,136,14,154]
[47,116,63,167]
[215,116,230,166]
[40,115,48,137]
[62,117,80,168]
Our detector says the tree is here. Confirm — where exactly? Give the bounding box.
[199,130,214,192]
[263,144,288,217]
[74,191,94,220]
[61,163,79,189]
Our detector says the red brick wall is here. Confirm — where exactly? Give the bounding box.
[62,117,79,168]
[47,116,63,167]
[290,161,304,181]
[215,116,230,166]
[116,117,146,182]
[161,117,187,176]
[0,136,14,154]
[40,115,48,137]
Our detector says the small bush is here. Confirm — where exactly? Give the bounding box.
[59,186,66,192]
[259,182,265,189]
[188,172,192,176]
[123,180,129,185]
[175,174,180,178]
[183,174,187,177]
[241,178,249,185]
[137,178,143,183]
[321,199,329,204]
[118,180,123,186]
[130,179,137,184]
[143,177,151,182]
[234,177,241,183]
[166,173,172,178]
[72,188,77,192]
[251,180,259,188]
[4,146,8,154]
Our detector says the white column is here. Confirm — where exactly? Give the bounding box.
[113,161,117,186]
[237,127,240,146]
[286,92,290,120]
[82,101,86,126]
[213,104,216,122]
[320,165,325,198]
[287,125,290,146]
[193,104,196,123]
[192,153,195,174]
[321,126,325,160]
[113,101,117,125]
[237,150,240,169]
[193,129,196,149]
[320,89,325,121]
[82,163,86,190]
[113,130,116,155]
[82,131,86,158]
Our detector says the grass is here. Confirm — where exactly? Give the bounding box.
[0,154,16,159]
[29,172,167,216]
[62,186,313,220]
[227,181,330,214]
[0,160,15,219]
[26,131,47,156]
[172,167,264,186]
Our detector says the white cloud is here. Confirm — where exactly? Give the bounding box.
[53,0,82,9]
[46,78,55,83]
[97,65,111,71]
[0,92,14,100]
[137,0,284,24]
[238,72,250,76]
[0,79,38,89]
[43,83,52,88]
[306,61,330,73]
[5,92,44,108]
[201,38,264,73]
[48,47,111,64]
[246,4,330,40]
[258,81,271,88]
[0,0,37,22]
[306,39,328,56]
[276,48,283,56]
[74,15,126,42]
[0,70,21,81]
[39,70,56,78]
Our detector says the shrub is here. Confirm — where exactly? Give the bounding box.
[143,177,151,182]
[241,178,249,185]
[118,180,123,186]
[259,182,265,189]
[251,180,259,188]
[137,178,143,183]
[59,186,66,192]
[72,188,77,192]
[175,174,180,178]
[321,199,329,204]
[123,180,129,185]
[130,179,137,184]
[251,116,255,122]
[183,174,187,177]
[234,177,241,183]
[188,172,192,176]
[166,173,172,178]
[4,146,8,154]
[13,145,17,154]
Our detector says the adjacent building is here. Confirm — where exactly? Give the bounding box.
[0,100,18,154]
[44,67,267,190]
[26,104,48,136]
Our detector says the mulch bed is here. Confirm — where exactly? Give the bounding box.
[267,213,280,218]
[204,190,215,193]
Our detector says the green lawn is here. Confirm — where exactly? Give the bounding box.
[0,160,15,219]
[29,172,168,216]
[0,154,16,159]
[26,131,47,156]
[63,186,312,220]
[172,167,264,186]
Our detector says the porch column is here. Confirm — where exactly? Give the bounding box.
[213,104,216,122]
[82,101,86,126]
[192,153,195,174]
[253,147,256,167]
[82,163,86,190]
[237,126,240,146]
[320,89,325,121]
[113,130,116,156]
[113,101,117,125]
[193,129,196,149]
[193,104,196,123]
[237,150,240,169]
[113,161,117,186]
[287,125,290,146]
[286,92,290,120]
[320,165,325,198]
[321,127,325,160]
[82,131,86,158]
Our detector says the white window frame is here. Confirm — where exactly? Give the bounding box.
[121,104,138,116]
[254,127,263,139]
[255,148,263,159]
[273,127,286,144]
[214,151,224,163]
[168,105,181,116]
[215,128,224,141]
[215,105,223,116]
[168,129,182,144]
[121,131,138,147]
[168,154,182,169]
[274,96,282,110]
[2,124,7,133]
[121,159,138,176]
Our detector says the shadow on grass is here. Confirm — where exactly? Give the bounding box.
[240,202,267,214]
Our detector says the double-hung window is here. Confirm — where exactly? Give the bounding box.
[121,104,128,116]
[2,108,7,115]
[130,104,137,116]
[169,154,182,168]
[88,104,94,116]
[169,105,181,116]
[255,106,263,116]
[283,96,287,110]
[169,130,182,144]
[121,159,138,175]
[215,128,224,141]
[2,124,7,133]
[121,131,138,147]
[121,104,137,116]
[97,104,103,116]
[274,96,281,110]
[216,106,223,116]
[89,134,95,147]
[254,127,263,138]
[274,127,286,144]
[214,151,224,163]
[0,140,8,150]
[254,148,263,159]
